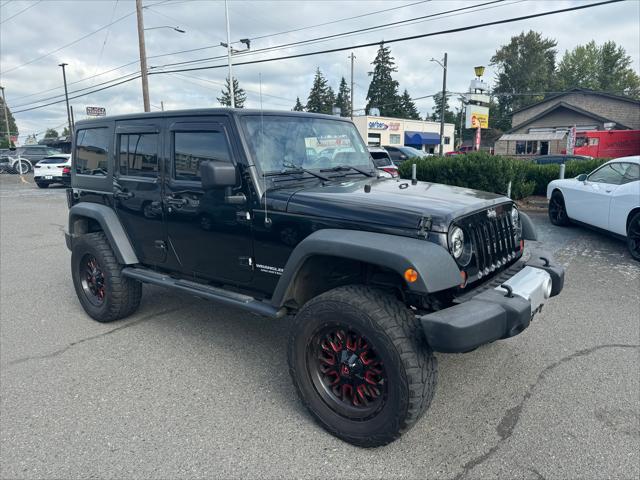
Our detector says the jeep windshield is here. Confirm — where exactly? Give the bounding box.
[240,115,374,182]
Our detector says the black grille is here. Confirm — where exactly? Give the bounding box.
[467,208,520,278]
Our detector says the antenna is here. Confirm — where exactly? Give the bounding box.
[259,73,271,227]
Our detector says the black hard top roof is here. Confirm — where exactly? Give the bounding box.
[75,108,352,128]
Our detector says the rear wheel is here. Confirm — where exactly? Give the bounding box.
[14,160,31,174]
[288,285,437,447]
[71,232,142,322]
[549,190,570,226]
[36,182,49,189]
[627,212,640,261]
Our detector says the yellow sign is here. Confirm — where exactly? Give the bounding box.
[465,106,489,129]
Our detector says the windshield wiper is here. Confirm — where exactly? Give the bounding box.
[265,162,330,181]
[320,165,375,177]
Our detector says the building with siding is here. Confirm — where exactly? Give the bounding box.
[494,88,640,156]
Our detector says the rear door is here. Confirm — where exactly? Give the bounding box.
[113,121,166,265]
[164,120,253,284]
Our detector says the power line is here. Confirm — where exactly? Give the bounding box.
[5,0,492,102]
[1,0,171,75]
[0,0,42,25]
[247,0,432,42]
[150,0,508,70]
[10,0,622,114]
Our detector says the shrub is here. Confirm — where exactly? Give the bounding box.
[398,154,609,200]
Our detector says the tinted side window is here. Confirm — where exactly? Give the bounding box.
[119,133,159,178]
[75,128,109,176]
[173,131,231,182]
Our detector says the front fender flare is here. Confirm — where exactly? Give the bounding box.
[271,229,461,307]
[67,203,139,264]
[520,211,537,241]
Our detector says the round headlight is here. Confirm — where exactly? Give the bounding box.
[448,226,465,259]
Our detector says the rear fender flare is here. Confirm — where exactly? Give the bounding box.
[68,203,138,264]
[271,229,461,307]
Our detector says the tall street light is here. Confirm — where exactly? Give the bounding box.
[430,53,448,156]
[58,63,72,138]
[221,0,250,108]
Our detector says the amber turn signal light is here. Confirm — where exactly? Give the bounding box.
[404,268,419,283]
[459,271,468,288]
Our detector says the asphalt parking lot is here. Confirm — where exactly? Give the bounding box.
[1,174,638,479]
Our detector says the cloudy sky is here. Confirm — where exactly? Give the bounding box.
[1,0,638,142]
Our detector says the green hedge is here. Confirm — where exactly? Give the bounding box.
[397,152,609,199]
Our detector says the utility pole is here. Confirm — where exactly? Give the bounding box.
[0,86,11,146]
[70,105,75,133]
[224,0,235,108]
[58,63,73,138]
[348,52,355,119]
[438,52,447,156]
[136,0,150,112]
[160,101,164,111]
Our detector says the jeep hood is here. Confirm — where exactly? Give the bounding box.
[271,177,512,233]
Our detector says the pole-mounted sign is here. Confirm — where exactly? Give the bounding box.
[86,106,106,117]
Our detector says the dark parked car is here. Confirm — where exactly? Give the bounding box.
[383,145,427,163]
[65,109,564,447]
[11,145,63,164]
[533,154,592,165]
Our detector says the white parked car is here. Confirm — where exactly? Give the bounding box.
[33,154,72,188]
[547,155,640,260]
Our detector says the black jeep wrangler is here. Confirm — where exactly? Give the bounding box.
[65,109,564,447]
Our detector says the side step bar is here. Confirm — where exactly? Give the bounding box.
[122,267,286,319]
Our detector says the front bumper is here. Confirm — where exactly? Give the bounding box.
[419,249,564,353]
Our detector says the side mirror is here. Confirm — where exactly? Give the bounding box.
[200,161,237,189]
[576,173,588,182]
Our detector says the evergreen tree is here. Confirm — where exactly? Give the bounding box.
[490,30,557,130]
[306,68,334,114]
[398,89,420,120]
[62,126,70,137]
[366,42,402,117]
[335,77,351,117]
[0,96,18,148]
[217,77,247,108]
[44,128,59,139]
[293,97,305,111]
[430,92,456,124]
[555,40,640,98]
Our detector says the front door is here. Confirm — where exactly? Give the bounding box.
[163,121,253,284]
[568,162,626,229]
[113,122,166,265]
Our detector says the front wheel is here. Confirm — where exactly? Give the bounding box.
[549,190,570,226]
[288,285,437,447]
[14,160,31,174]
[627,212,640,261]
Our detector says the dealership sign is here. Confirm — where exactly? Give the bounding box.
[86,106,106,117]
[465,106,489,129]
[368,120,401,131]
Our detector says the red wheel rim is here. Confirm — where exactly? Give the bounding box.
[80,254,106,306]
[307,325,387,419]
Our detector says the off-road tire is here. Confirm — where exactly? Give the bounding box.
[71,232,142,322]
[549,190,570,226]
[288,285,437,447]
[36,182,49,189]
[627,211,640,261]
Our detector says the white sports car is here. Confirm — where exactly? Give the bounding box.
[547,155,640,260]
